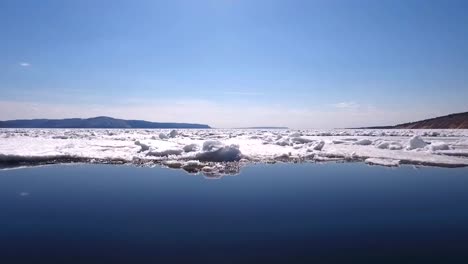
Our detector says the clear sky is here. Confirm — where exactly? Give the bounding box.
[1,0,467,128]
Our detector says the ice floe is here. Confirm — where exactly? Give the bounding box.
[1,128,468,177]
[365,158,400,167]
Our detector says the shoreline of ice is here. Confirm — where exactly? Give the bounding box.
[1,128,468,176]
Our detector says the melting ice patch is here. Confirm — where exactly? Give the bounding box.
[1,128,468,177]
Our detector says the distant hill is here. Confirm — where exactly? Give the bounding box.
[362,112,468,129]
[0,116,211,129]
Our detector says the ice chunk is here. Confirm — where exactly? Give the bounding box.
[134,140,150,152]
[147,149,183,157]
[202,140,224,151]
[159,133,168,139]
[52,135,68,139]
[163,160,183,169]
[182,160,202,172]
[290,137,313,144]
[289,132,302,137]
[195,144,242,162]
[201,166,214,173]
[275,139,290,146]
[388,143,403,150]
[169,130,178,138]
[430,142,450,151]
[354,139,373,145]
[407,136,428,150]
[183,143,199,153]
[312,140,325,151]
[376,142,390,149]
[332,140,345,144]
[365,158,400,167]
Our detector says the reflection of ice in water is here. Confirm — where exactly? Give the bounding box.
[19,192,29,196]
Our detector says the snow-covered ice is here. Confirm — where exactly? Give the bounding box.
[1,128,468,177]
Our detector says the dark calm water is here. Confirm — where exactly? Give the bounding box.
[1,163,468,263]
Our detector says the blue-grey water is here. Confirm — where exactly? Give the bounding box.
[1,163,468,263]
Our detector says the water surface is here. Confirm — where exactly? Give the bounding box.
[1,163,468,263]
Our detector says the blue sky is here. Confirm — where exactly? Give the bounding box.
[1,0,467,128]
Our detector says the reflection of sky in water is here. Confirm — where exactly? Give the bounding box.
[1,163,468,263]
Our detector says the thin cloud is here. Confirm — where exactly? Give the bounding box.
[332,101,360,109]
[223,91,264,96]
[19,62,31,67]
